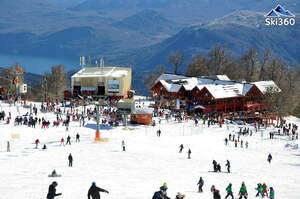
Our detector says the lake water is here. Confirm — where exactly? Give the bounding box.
[0,53,78,74]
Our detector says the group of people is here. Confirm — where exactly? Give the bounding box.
[212,160,230,173]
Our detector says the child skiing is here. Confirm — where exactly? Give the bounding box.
[225,183,234,199]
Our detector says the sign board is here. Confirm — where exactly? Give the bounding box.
[107,80,120,92]
[19,84,27,93]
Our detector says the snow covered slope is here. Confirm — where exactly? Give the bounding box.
[0,102,299,199]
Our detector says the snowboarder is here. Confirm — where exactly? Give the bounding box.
[122,140,126,151]
[179,144,184,153]
[68,153,73,167]
[197,177,204,192]
[238,182,248,199]
[211,185,221,199]
[88,182,109,199]
[225,160,231,173]
[50,170,58,177]
[267,153,272,163]
[7,141,10,152]
[269,187,275,199]
[157,129,161,137]
[46,181,62,199]
[35,139,40,149]
[225,183,234,199]
[76,133,80,142]
[66,135,71,145]
[187,149,191,159]
[175,192,185,199]
[60,137,65,146]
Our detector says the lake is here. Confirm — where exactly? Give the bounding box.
[0,53,78,74]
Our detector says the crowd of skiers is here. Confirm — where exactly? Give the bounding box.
[152,181,275,199]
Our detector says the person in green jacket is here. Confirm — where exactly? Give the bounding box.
[238,182,247,199]
[255,183,263,197]
[225,183,234,199]
[269,187,275,199]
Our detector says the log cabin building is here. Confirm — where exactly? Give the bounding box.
[151,74,280,119]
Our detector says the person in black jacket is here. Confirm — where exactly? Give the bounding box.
[47,181,62,199]
[68,153,73,167]
[88,182,109,199]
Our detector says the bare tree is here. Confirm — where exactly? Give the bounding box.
[168,51,184,75]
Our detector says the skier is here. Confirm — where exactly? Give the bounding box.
[262,183,268,197]
[238,182,247,199]
[225,160,231,173]
[240,140,243,148]
[245,141,249,148]
[46,181,62,199]
[35,139,40,149]
[255,183,263,197]
[122,140,126,151]
[157,129,161,137]
[225,138,228,145]
[76,133,80,142]
[225,183,234,199]
[175,192,185,199]
[60,137,65,146]
[267,153,272,163]
[217,164,221,172]
[211,185,221,199]
[234,140,238,147]
[66,135,71,145]
[212,160,218,172]
[269,187,275,199]
[7,141,10,152]
[68,153,73,167]
[179,144,184,153]
[197,177,204,192]
[229,133,232,141]
[187,149,191,159]
[87,182,109,199]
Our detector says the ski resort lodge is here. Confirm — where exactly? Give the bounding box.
[71,65,132,99]
[151,74,280,117]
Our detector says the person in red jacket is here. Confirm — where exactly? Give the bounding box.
[88,182,109,199]
[60,137,65,146]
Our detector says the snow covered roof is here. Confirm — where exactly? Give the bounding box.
[132,107,154,114]
[252,81,281,93]
[72,67,130,78]
[156,73,188,82]
[205,84,244,99]
[216,75,230,81]
[160,80,182,92]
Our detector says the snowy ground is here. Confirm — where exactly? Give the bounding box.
[0,102,299,199]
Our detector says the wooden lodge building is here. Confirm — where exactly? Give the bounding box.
[151,74,280,119]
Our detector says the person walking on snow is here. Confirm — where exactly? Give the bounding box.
[122,140,126,151]
[76,133,80,142]
[187,149,191,159]
[179,144,184,153]
[255,183,263,197]
[46,181,62,199]
[225,183,234,199]
[211,185,221,199]
[238,182,248,199]
[68,153,73,167]
[267,153,272,163]
[35,139,40,149]
[197,177,204,192]
[157,129,161,137]
[60,137,65,146]
[66,135,71,145]
[225,160,231,173]
[269,187,275,199]
[88,182,109,199]
[262,183,268,197]
[7,141,10,152]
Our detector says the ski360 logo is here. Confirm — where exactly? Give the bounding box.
[265,5,296,26]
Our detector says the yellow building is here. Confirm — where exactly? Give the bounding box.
[71,66,132,98]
